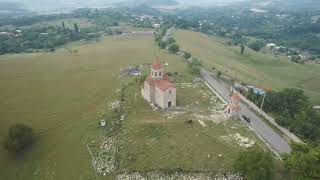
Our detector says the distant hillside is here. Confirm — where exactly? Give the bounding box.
[253,0,320,11]
[143,0,179,6]
[176,0,248,6]
[1,0,178,13]
[117,0,179,7]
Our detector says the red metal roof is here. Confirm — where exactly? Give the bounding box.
[230,92,241,101]
[154,79,175,91]
[146,75,175,92]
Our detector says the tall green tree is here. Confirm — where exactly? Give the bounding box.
[248,39,264,51]
[283,143,320,179]
[167,37,175,45]
[158,41,167,49]
[74,23,79,33]
[62,21,65,31]
[3,124,36,153]
[168,43,179,53]
[234,147,274,180]
[240,44,245,55]
[188,58,201,75]
[184,52,191,59]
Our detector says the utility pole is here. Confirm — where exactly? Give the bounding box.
[261,93,266,109]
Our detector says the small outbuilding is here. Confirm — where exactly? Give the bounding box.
[128,68,141,76]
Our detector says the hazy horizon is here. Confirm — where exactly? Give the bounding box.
[0,0,249,13]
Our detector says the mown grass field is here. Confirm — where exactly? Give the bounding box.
[0,35,184,180]
[174,30,320,104]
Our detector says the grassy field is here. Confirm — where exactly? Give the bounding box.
[0,31,286,180]
[174,30,320,104]
[116,80,266,173]
[0,35,184,180]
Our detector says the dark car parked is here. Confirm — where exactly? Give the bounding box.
[242,115,251,123]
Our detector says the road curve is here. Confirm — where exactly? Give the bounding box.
[201,69,291,154]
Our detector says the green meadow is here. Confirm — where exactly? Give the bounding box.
[0,31,287,179]
[0,35,184,180]
[174,30,320,104]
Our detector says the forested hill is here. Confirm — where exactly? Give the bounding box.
[116,0,179,7]
[251,0,320,12]
[141,0,179,6]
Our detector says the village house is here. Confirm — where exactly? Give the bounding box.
[152,23,161,28]
[141,60,176,109]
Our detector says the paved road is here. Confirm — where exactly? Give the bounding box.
[201,69,291,154]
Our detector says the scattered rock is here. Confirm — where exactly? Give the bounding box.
[92,137,116,174]
[232,133,255,148]
[110,101,121,109]
[198,119,207,127]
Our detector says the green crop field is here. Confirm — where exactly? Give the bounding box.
[174,30,320,104]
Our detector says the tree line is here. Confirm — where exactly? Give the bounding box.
[245,88,320,144]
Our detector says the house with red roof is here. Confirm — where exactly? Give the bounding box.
[141,60,176,109]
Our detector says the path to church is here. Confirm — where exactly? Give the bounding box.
[200,69,291,155]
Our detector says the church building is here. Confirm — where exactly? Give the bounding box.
[141,60,176,109]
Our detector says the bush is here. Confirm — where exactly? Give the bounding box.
[234,147,274,180]
[158,41,167,49]
[189,58,202,75]
[217,71,222,78]
[183,52,191,59]
[3,124,35,153]
[283,143,320,179]
[167,37,176,45]
[248,39,265,51]
[168,43,179,53]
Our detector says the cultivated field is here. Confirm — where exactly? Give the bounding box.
[174,30,320,104]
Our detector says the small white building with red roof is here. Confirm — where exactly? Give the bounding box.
[141,60,176,109]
